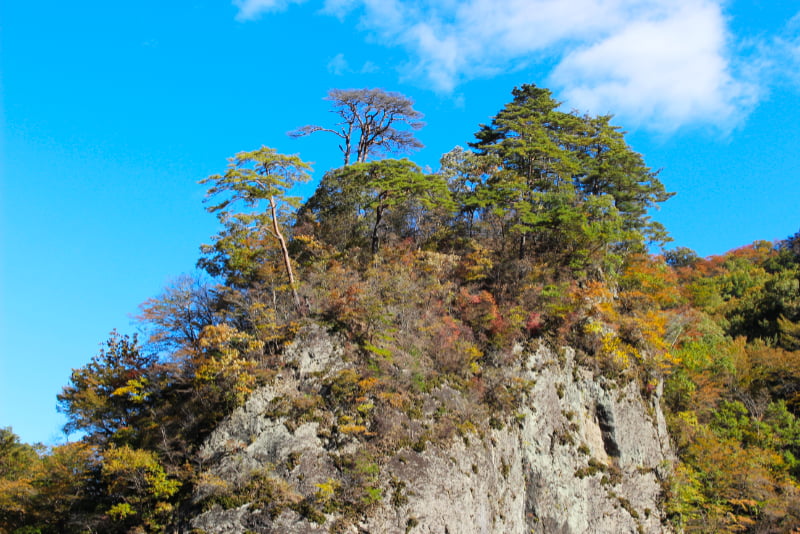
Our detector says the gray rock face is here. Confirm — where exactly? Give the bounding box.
[510,345,673,534]
[191,325,674,533]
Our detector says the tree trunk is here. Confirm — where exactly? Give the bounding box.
[342,141,351,166]
[269,196,303,313]
[371,205,384,255]
[342,121,354,166]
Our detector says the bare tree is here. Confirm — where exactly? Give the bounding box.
[290,88,424,166]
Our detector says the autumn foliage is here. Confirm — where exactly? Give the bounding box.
[4,83,800,533]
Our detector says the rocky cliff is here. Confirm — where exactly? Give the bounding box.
[190,324,674,533]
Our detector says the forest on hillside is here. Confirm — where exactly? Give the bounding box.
[2,84,800,533]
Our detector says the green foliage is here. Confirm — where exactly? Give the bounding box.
[57,332,158,447]
[438,147,490,240]
[198,212,284,287]
[0,428,40,482]
[201,146,312,311]
[37,82,800,533]
[467,84,672,276]
[200,147,311,216]
[300,158,454,255]
[726,267,800,345]
[664,247,699,268]
[0,428,41,530]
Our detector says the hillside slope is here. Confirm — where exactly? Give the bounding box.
[191,324,673,533]
[8,84,800,533]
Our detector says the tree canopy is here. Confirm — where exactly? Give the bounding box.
[469,84,673,270]
[299,158,453,254]
[290,88,424,166]
[200,147,311,311]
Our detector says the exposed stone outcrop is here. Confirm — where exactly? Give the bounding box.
[191,324,674,533]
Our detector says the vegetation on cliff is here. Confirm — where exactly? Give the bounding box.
[2,84,799,533]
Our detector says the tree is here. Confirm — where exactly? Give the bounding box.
[137,274,222,358]
[0,428,40,530]
[0,431,99,534]
[290,88,424,166]
[438,146,493,239]
[57,332,158,447]
[469,85,590,263]
[784,228,800,260]
[201,147,311,312]
[101,446,180,533]
[469,84,672,270]
[198,212,285,289]
[574,113,673,245]
[664,247,700,268]
[472,85,580,192]
[299,159,453,254]
[725,267,800,345]
[296,168,374,253]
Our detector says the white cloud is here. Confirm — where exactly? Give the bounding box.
[327,53,349,75]
[360,61,379,73]
[774,11,800,86]
[233,0,307,21]
[233,0,762,131]
[326,53,380,76]
[320,0,362,19]
[549,2,758,130]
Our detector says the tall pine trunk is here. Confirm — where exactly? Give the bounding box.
[269,196,303,313]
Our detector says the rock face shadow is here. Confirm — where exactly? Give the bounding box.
[595,402,621,458]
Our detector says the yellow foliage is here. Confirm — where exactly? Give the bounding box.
[108,502,136,521]
[456,420,478,436]
[456,243,494,282]
[194,324,261,406]
[584,320,604,336]
[100,445,180,530]
[194,471,231,497]
[293,233,327,253]
[199,323,265,354]
[315,478,341,502]
[339,424,368,435]
[469,361,482,375]
[111,377,149,403]
[356,402,375,415]
[358,377,380,394]
[0,479,36,513]
[103,446,180,501]
[600,331,639,370]
[377,391,410,409]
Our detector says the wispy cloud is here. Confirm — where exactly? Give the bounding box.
[233,0,307,21]
[233,0,766,131]
[360,60,379,74]
[326,53,380,75]
[771,11,800,86]
[327,53,349,75]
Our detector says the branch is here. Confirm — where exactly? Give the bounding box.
[287,125,344,139]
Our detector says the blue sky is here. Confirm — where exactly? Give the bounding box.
[1,0,799,445]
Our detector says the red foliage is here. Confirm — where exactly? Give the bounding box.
[525,312,542,335]
[456,288,501,334]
